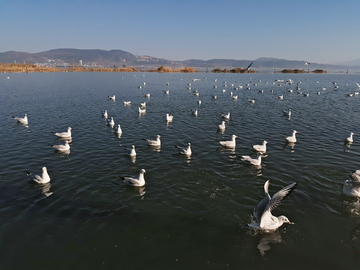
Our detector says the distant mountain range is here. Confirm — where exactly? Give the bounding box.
[0,48,357,70]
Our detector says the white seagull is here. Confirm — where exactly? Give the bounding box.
[282,109,291,117]
[144,93,150,98]
[12,114,28,125]
[248,98,256,103]
[108,95,115,101]
[122,169,146,187]
[251,141,268,152]
[278,95,284,100]
[345,132,354,143]
[140,101,146,108]
[50,140,70,151]
[175,143,192,155]
[116,124,122,135]
[248,180,297,231]
[219,134,238,148]
[343,170,360,197]
[285,130,298,143]
[107,117,115,128]
[123,100,131,105]
[139,107,146,114]
[192,108,198,117]
[166,113,173,122]
[102,110,108,118]
[26,167,51,184]
[143,135,161,146]
[124,145,136,156]
[52,127,72,138]
[241,152,263,166]
[218,121,226,131]
[221,112,230,120]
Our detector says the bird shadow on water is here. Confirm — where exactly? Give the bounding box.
[29,182,53,197]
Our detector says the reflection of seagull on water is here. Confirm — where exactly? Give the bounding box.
[343,170,360,197]
[248,180,297,231]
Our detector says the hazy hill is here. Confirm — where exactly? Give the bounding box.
[0,48,353,70]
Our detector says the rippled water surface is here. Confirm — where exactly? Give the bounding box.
[1,72,360,269]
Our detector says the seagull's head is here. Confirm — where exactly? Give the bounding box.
[279,215,294,225]
[264,141,268,144]
[42,167,47,172]
[68,127,72,131]
[140,169,146,174]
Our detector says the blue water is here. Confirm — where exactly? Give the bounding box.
[1,72,360,269]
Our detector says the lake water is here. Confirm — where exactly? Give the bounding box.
[1,72,360,269]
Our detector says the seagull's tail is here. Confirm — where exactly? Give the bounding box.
[174,145,180,149]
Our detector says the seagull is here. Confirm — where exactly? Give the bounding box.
[124,145,136,156]
[221,112,230,120]
[175,143,192,155]
[248,180,297,231]
[52,127,72,138]
[102,110,108,118]
[163,90,169,94]
[121,169,146,187]
[218,121,226,131]
[282,109,291,116]
[107,117,115,128]
[240,152,263,166]
[356,83,360,89]
[248,98,256,103]
[286,130,298,143]
[142,135,161,146]
[278,95,284,100]
[139,107,146,114]
[140,101,146,107]
[219,134,238,148]
[345,132,354,143]
[192,108,198,117]
[108,95,115,101]
[144,93,150,98]
[232,95,238,100]
[50,140,70,151]
[166,113,173,122]
[198,100,202,105]
[123,100,131,105]
[303,93,310,97]
[12,114,28,125]
[26,167,51,184]
[115,124,122,135]
[211,95,217,100]
[343,170,360,197]
[251,141,268,152]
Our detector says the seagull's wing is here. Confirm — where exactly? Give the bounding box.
[264,182,297,214]
[254,189,271,223]
[241,61,253,73]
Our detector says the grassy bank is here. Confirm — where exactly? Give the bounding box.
[0,63,199,73]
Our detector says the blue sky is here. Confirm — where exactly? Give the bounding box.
[0,0,359,63]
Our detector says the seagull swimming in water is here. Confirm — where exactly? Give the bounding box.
[102,110,108,118]
[219,134,238,148]
[12,114,28,125]
[108,95,115,101]
[121,169,146,187]
[345,132,354,143]
[123,100,131,105]
[218,121,226,131]
[248,180,297,231]
[175,143,192,155]
[115,124,122,135]
[240,152,263,166]
[50,140,70,151]
[142,135,161,146]
[251,141,268,152]
[285,130,298,143]
[166,113,173,122]
[26,167,51,184]
[221,112,230,120]
[343,170,360,197]
[52,127,72,138]
[124,145,136,156]
[282,109,291,117]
